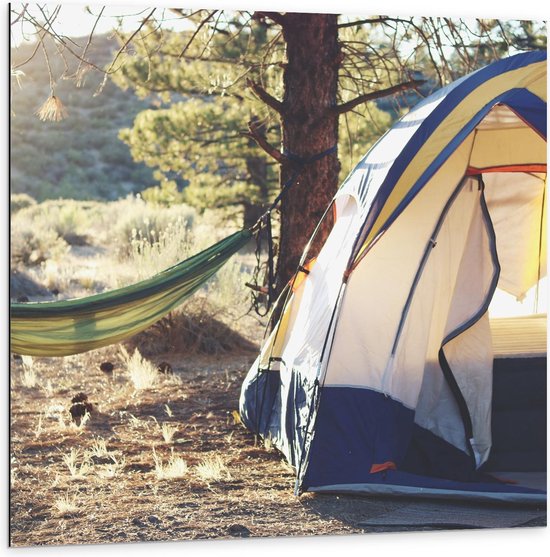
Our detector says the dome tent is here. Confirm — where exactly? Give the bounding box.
[240,50,547,503]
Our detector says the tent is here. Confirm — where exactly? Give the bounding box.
[239,51,547,503]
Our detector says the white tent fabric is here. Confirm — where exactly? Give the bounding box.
[240,51,547,502]
[313,105,546,466]
[325,137,477,397]
[484,172,546,299]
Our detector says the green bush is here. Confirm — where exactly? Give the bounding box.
[141,180,184,206]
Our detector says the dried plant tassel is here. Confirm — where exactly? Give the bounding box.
[35,95,68,122]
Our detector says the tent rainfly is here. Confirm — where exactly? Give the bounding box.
[240,51,547,503]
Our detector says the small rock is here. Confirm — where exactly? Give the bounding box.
[90,454,116,465]
[228,524,251,538]
[69,401,93,425]
[147,515,161,525]
[99,361,114,374]
[157,361,173,375]
[132,518,146,528]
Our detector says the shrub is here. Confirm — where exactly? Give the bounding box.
[10,193,36,214]
[11,210,68,266]
[108,195,196,261]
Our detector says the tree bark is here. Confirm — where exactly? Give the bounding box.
[277,13,341,290]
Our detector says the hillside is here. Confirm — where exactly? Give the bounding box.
[10,34,155,201]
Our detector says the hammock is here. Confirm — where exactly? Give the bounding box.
[10,146,338,358]
[10,229,252,357]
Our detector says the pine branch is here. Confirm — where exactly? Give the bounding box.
[333,79,426,115]
[242,119,286,164]
[246,79,284,114]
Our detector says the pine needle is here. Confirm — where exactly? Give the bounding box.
[36,95,68,122]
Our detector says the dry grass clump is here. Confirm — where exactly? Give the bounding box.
[195,454,232,484]
[95,455,126,480]
[20,356,37,388]
[62,448,92,479]
[120,346,158,390]
[109,195,196,263]
[152,448,188,480]
[33,414,44,439]
[160,423,179,443]
[88,438,109,458]
[52,492,81,517]
[60,441,126,482]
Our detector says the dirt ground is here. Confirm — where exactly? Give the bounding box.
[9,345,546,548]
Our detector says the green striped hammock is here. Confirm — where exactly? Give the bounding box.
[10,230,252,357]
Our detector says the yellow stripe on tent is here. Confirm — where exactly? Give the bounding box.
[355,60,547,263]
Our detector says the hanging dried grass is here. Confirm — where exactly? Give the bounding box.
[35,95,68,122]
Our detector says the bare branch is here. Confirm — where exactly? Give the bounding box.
[253,12,287,27]
[337,17,391,29]
[39,33,55,94]
[96,8,157,94]
[246,78,284,114]
[179,10,218,58]
[333,79,426,115]
[241,119,286,164]
[74,6,105,83]
[16,11,111,75]
[11,40,41,70]
[10,4,29,26]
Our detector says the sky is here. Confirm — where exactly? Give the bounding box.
[10,1,548,47]
[10,4,193,47]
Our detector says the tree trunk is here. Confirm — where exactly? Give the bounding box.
[277,13,341,290]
